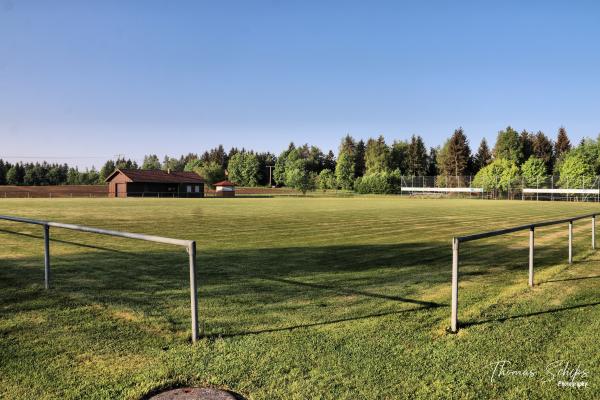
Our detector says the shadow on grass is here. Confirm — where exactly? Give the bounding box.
[542,275,600,284]
[0,231,593,338]
[207,307,441,339]
[461,301,600,328]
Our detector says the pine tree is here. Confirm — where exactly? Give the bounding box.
[519,130,534,165]
[354,140,366,178]
[474,138,492,173]
[493,126,521,162]
[335,135,356,190]
[532,131,554,174]
[555,126,571,159]
[390,140,409,174]
[426,147,438,176]
[364,135,390,175]
[407,135,428,176]
[443,128,472,177]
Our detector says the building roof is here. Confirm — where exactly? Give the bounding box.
[213,180,236,187]
[105,169,204,183]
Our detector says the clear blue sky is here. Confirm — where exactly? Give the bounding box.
[1,0,600,168]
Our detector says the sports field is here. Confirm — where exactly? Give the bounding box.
[0,197,598,399]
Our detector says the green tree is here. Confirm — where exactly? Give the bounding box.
[558,152,594,187]
[472,158,520,191]
[335,135,356,190]
[317,169,336,190]
[519,130,534,165]
[532,131,554,173]
[142,154,161,169]
[407,135,428,176]
[426,147,438,176]
[285,158,316,194]
[6,165,21,185]
[555,126,571,160]
[493,126,521,163]
[354,169,402,194]
[354,140,366,177]
[364,135,390,174]
[274,143,295,186]
[442,128,472,178]
[390,140,409,173]
[473,138,492,173]
[227,152,260,186]
[335,151,355,190]
[521,156,547,186]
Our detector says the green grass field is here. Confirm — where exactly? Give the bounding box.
[1,197,599,399]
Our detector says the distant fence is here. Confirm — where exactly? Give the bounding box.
[399,176,600,201]
[3,176,600,201]
[0,214,200,343]
[450,213,597,332]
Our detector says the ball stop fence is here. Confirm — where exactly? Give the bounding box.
[450,213,597,332]
[0,215,200,343]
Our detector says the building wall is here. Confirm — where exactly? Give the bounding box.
[107,173,131,197]
[107,171,204,198]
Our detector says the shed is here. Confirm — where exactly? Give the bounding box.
[214,180,236,197]
[105,169,205,198]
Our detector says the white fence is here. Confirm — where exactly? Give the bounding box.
[0,215,200,343]
[450,213,597,332]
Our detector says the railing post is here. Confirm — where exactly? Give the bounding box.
[568,221,573,264]
[592,215,596,250]
[529,227,534,287]
[44,224,50,289]
[451,237,459,332]
[188,241,199,343]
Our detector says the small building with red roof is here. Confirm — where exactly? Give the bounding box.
[213,180,236,197]
[105,169,205,198]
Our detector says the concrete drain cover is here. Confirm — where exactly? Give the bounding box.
[149,387,242,400]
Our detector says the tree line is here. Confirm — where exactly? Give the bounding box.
[0,126,596,192]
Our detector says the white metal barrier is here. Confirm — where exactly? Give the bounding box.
[0,215,200,343]
[401,187,483,193]
[450,213,597,332]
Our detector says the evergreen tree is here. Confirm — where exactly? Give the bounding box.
[555,126,571,159]
[531,131,554,174]
[354,140,366,178]
[493,126,521,162]
[390,140,409,174]
[519,130,534,165]
[443,128,472,177]
[407,135,428,176]
[323,150,336,171]
[474,138,492,173]
[426,147,438,176]
[142,154,161,169]
[364,135,390,175]
[274,142,295,186]
[335,135,356,190]
[99,160,116,181]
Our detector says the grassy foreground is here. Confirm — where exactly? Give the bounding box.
[0,197,599,399]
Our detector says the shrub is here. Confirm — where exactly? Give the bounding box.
[354,170,402,194]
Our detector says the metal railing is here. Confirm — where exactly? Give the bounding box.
[450,213,597,333]
[0,215,199,343]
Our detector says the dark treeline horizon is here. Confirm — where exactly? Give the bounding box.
[0,125,595,189]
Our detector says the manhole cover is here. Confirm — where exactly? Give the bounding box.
[149,387,242,400]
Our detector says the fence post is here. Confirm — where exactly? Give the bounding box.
[592,215,596,250]
[529,227,534,287]
[44,224,50,289]
[568,221,573,264]
[451,237,459,332]
[188,241,199,343]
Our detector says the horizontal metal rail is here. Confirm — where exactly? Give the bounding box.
[0,214,199,343]
[451,212,597,333]
[456,213,597,243]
